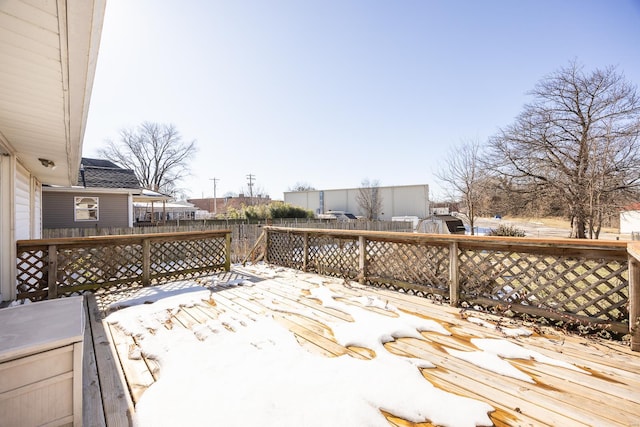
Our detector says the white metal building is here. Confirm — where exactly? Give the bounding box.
[285,184,430,220]
[620,205,640,234]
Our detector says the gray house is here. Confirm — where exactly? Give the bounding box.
[42,158,169,229]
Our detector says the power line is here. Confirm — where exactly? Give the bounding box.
[209,177,219,215]
[246,174,255,204]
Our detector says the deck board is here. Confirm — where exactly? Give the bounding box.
[82,297,106,427]
[86,267,640,426]
[85,293,135,427]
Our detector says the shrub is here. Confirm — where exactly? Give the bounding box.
[269,202,314,219]
[487,224,526,237]
[242,202,314,220]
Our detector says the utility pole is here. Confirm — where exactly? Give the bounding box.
[246,174,255,205]
[209,177,219,215]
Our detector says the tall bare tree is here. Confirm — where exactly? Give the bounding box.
[489,61,640,238]
[356,179,383,220]
[99,122,197,195]
[436,139,486,235]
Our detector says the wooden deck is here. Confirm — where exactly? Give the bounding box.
[83,267,640,426]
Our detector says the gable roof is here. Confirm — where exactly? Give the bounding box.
[81,158,121,168]
[79,157,140,189]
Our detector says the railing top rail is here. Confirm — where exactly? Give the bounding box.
[17,229,232,247]
[263,226,628,253]
[628,242,640,261]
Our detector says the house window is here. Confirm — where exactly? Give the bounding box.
[74,197,99,221]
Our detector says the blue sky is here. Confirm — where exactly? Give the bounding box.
[82,0,640,200]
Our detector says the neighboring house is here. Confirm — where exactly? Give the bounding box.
[620,203,640,234]
[285,184,430,220]
[0,1,106,302]
[43,158,174,228]
[43,158,143,229]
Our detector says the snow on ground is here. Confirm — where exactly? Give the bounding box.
[104,264,586,426]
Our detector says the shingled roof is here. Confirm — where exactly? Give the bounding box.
[78,157,141,189]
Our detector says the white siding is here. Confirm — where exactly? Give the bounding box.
[32,176,42,238]
[15,163,30,241]
[0,155,11,301]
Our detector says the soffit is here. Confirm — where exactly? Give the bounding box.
[0,0,105,185]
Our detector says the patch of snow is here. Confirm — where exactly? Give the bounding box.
[349,295,396,311]
[106,275,493,426]
[472,338,588,373]
[8,299,31,307]
[210,277,254,288]
[108,280,205,311]
[129,312,492,427]
[445,348,535,383]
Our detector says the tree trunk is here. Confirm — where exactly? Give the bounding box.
[570,215,587,239]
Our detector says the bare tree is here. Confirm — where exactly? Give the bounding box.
[436,139,486,235]
[288,182,316,191]
[489,61,640,238]
[356,179,383,220]
[99,122,197,195]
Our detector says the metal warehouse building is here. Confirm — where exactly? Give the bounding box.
[284,184,430,220]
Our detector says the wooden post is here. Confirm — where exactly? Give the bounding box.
[303,233,309,272]
[358,235,366,284]
[142,239,150,287]
[629,256,640,352]
[449,242,459,306]
[264,230,269,264]
[47,245,58,299]
[225,232,231,272]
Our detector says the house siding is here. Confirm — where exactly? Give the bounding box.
[43,192,130,228]
[15,163,31,240]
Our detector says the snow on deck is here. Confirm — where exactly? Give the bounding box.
[85,264,640,427]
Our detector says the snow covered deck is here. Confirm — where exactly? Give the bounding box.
[83,265,640,426]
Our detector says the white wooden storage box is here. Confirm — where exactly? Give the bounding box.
[0,296,84,426]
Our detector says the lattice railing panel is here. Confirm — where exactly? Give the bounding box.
[266,232,305,269]
[16,249,48,300]
[307,235,359,279]
[16,231,231,301]
[459,248,628,322]
[150,238,227,280]
[366,240,449,291]
[57,244,143,291]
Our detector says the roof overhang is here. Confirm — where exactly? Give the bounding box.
[43,186,174,204]
[43,186,141,195]
[0,0,106,185]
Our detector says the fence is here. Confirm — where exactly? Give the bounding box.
[42,219,413,262]
[16,230,231,301]
[263,226,638,348]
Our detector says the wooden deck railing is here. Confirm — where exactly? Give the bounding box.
[627,242,640,351]
[16,230,231,301]
[263,226,638,349]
